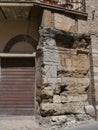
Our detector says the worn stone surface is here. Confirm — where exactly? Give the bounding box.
[77,0,98,120]
[62,102,87,114]
[53,95,61,103]
[66,115,76,126]
[60,94,88,103]
[84,105,95,117]
[37,26,92,127]
[56,77,89,94]
[54,13,77,32]
[41,9,54,28]
[75,114,92,121]
[40,101,88,116]
[51,115,67,125]
[41,87,53,100]
[0,116,42,130]
[57,50,89,77]
[40,103,62,116]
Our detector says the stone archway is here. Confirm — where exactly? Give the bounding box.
[3,34,38,53]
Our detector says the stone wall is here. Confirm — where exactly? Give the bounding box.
[36,27,95,128]
[78,0,98,120]
[41,9,78,33]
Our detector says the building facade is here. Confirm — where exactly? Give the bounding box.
[0,0,97,128]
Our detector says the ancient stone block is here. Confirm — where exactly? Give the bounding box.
[54,13,77,32]
[43,47,60,64]
[60,94,88,103]
[42,65,57,78]
[62,102,86,114]
[40,103,62,116]
[41,87,53,99]
[57,77,89,94]
[53,95,61,103]
[58,52,89,77]
[84,105,95,117]
[42,38,56,47]
[54,83,61,94]
[40,101,87,116]
[41,9,54,28]
[78,19,89,34]
[43,77,58,84]
[77,53,89,72]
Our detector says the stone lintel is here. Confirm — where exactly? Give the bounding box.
[39,27,91,41]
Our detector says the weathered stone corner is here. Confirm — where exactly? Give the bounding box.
[36,27,93,128]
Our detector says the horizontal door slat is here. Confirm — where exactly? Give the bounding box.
[0,100,34,103]
[0,87,34,91]
[0,91,34,94]
[1,73,35,75]
[0,105,34,108]
[0,94,34,99]
[0,97,34,101]
[0,110,33,115]
[0,101,34,104]
[0,90,34,92]
[2,70,35,73]
[2,68,35,72]
[1,78,35,80]
[0,58,35,115]
[0,82,35,85]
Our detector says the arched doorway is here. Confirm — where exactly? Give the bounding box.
[0,35,37,115]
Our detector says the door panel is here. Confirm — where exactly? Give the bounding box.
[0,58,35,115]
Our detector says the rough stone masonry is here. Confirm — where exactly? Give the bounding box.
[0,0,97,129]
[36,26,95,128]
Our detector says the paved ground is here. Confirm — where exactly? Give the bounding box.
[64,120,98,130]
[0,116,97,130]
[0,116,42,130]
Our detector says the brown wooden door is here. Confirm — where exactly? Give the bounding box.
[0,58,35,115]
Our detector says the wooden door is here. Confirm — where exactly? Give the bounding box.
[0,58,35,115]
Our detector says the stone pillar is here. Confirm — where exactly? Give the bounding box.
[36,27,95,127]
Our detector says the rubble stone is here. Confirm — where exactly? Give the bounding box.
[66,115,76,126]
[41,87,53,99]
[51,115,67,125]
[75,114,92,121]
